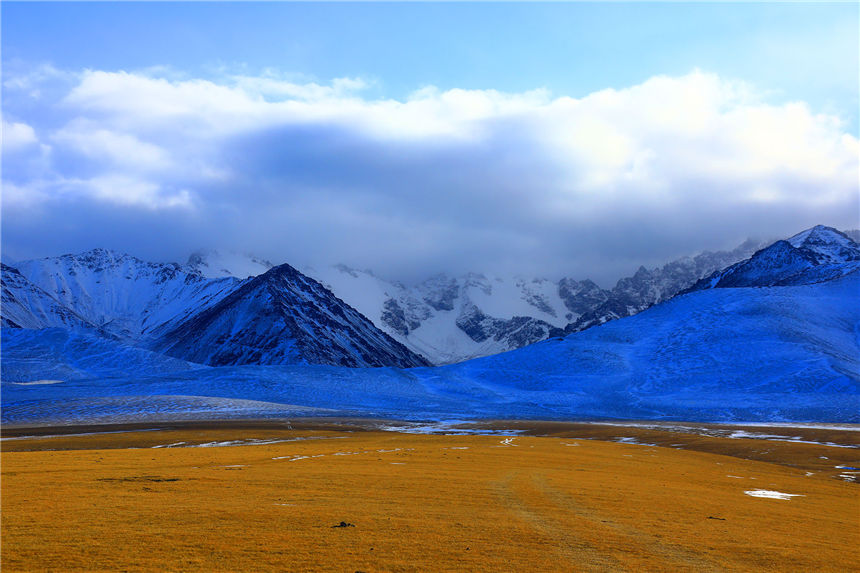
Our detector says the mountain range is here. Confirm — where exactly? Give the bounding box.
[3,227,856,369]
[4,249,426,369]
[2,224,858,424]
[186,236,772,364]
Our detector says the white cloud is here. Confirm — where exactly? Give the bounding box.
[70,174,193,210]
[3,67,858,282]
[55,68,858,186]
[231,72,369,102]
[51,121,171,172]
[51,121,172,173]
[3,120,39,151]
[2,63,73,100]
[1,180,49,208]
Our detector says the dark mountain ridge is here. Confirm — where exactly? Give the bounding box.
[154,262,430,368]
[686,225,860,292]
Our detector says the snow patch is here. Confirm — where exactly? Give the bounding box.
[744,489,805,500]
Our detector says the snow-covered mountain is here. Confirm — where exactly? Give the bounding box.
[11,249,241,342]
[3,224,854,382]
[435,269,859,421]
[3,249,427,369]
[188,238,770,364]
[563,238,767,333]
[2,327,201,383]
[153,262,429,368]
[303,238,769,362]
[186,249,578,363]
[5,267,857,424]
[4,223,858,424]
[1,263,95,331]
[304,266,569,364]
[687,226,860,291]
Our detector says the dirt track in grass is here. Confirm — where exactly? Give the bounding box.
[2,421,858,572]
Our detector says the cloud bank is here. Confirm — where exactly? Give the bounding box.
[3,67,857,285]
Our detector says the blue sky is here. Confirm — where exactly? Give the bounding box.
[2,2,858,283]
[5,3,858,120]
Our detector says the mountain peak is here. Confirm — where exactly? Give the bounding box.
[687,225,860,291]
[788,224,844,245]
[786,225,859,264]
[255,261,311,286]
[157,261,430,368]
[61,248,135,265]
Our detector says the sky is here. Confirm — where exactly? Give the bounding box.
[2,2,858,286]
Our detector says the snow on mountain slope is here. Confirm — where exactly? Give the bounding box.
[10,249,427,369]
[304,266,567,364]
[688,226,860,291]
[155,262,430,368]
[565,238,767,333]
[438,270,860,421]
[310,238,769,363]
[180,237,768,365]
[1,263,95,331]
[13,249,241,342]
[4,272,858,424]
[787,225,859,262]
[186,249,274,279]
[1,327,203,383]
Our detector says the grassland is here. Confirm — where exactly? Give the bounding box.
[2,421,858,572]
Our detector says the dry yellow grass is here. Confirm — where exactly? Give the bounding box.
[2,425,858,572]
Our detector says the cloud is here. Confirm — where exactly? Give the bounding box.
[2,67,857,284]
[2,62,73,100]
[51,121,173,173]
[3,120,39,151]
[71,175,193,210]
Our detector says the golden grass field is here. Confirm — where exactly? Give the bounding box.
[2,421,858,572]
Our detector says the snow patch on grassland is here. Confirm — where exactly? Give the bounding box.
[744,490,805,500]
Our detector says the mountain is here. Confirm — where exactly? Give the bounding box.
[188,238,768,365]
[304,266,569,364]
[2,327,202,383]
[6,249,427,369]
[5,270,857,424]
[4,224,851,381]
[687,226,860,291]
[12,249,241,342]
[563,238,767,333]
[3,224,857,424]
[154,262,429,368]
[304,239,766,363]
[1,263,95,331]
[437,269,860,421]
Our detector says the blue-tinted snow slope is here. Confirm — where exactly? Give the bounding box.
[3,273,858,424]
[2,328,205,383]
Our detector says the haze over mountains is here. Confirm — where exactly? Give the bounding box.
[2,225,858,424]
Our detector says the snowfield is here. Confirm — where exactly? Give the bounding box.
[3,272,858,425]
